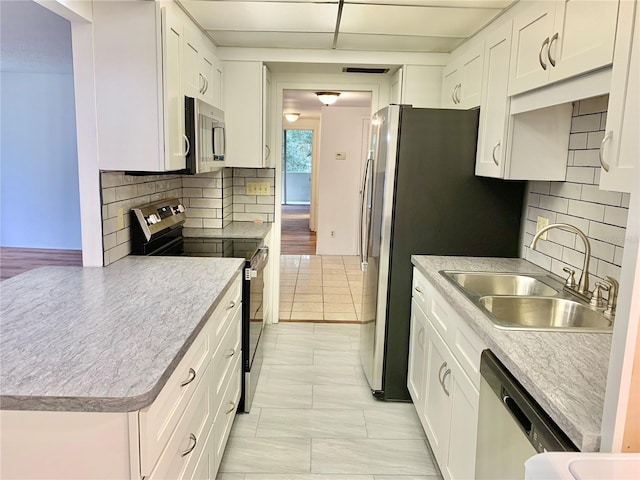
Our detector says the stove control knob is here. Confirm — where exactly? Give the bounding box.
[178,204,185,213]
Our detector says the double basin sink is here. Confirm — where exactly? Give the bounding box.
[440,271,613,333]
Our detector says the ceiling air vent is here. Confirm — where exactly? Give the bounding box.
[342,67,390,74]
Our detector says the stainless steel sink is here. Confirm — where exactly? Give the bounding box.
[443,272,558,296]
[479,296,612,332]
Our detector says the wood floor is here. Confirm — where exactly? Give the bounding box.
[0,247,83,281]
[281,205,316,255]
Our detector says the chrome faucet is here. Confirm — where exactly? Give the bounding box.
[530,223,592,299]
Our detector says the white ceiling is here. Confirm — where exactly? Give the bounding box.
[179,0,516,52]
[283,89,372,120]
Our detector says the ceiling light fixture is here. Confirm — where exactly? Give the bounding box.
[284,113,300,122]
[316,92,340,106]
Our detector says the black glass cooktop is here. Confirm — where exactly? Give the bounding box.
[182,237,262,260]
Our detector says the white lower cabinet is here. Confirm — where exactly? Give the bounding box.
[408,268,486,480]
[0,273,243,480]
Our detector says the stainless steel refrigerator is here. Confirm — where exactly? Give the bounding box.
[358,105,525,401]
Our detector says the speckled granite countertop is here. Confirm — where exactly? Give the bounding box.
[183,221,272,239]
[411,255,612,452]
[0,256,244,412]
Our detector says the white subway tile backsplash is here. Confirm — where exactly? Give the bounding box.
[588,222,626,247]
[572,150,601,168]
[570,113,601,133]
[565,167,596,184]
[182,187,203,198]
[257,195,276,205]
[102,187,116,204]
[604,205,630,228]
[234,195,257,204]
[203,219,223,228]
[189,198,223,209]
[580,184,623,206]
[234,212,269,222]
[522,98,628,286]
[184,217,204,228]
[103,233,117,251]
[567,199,605,222]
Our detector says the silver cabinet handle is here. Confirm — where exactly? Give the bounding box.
[548,32,559,67]
[441,368,451,397]
[454,83,462,104]
[599,131,612,172]
[417,327,425,349]
[199,73,205,93]
[180,367,196,387]
[414,285,423,294]
[264,144,271,161]
[203,75,209,94]
[181,433,197,457]
[227,300,236,310]
[491,141,500,166]
[438,361,447,384]
[451,84,457,104]
[539,37,549,70]
[182,134,190,157]
[225,348,236,359]
[225,402,236,414]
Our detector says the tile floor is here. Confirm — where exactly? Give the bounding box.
[279,255,364,322]
[216,322,442,480]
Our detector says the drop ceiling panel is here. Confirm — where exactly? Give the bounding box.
[345,0,513,7]
[336,33,464,52]
[340,4,503,37]
[210,31,334,49]
[181,1,338,32]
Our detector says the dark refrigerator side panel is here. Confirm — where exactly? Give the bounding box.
[382,107,525,401]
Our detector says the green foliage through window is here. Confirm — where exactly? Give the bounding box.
[282,130,312,173]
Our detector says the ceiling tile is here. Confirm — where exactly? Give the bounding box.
[344,0,514,7]
[180,1,338,32]
[340,4,502,37]
[336,33,464,52]
[209,31,334,49]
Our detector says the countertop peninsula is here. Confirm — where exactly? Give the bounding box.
[411,255,612,452]
[0,256,244,412]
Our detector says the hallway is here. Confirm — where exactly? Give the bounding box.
[281,205,316,255]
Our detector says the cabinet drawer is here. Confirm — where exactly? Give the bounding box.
[209,274,242,346]
[451,319,485,390]
[212,354,242,476]
[139,321,211,475]
[425,281,456,346]
[147,358,213,480]
[212,306,242,417]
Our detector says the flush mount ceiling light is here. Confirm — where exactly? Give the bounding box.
[316,92,340,106]
[284,113,300,122]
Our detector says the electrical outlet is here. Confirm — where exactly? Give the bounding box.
[246,182,271,196]
[330,230,335,238]
[536,216,549,240]
[117,208,124,230]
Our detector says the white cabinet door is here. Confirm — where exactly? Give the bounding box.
[263,65,272,167]
[162,7,187,172]
[408,300,428,421]
[423,319,452,470]
[224,61,266,168]
[509,1,556,95]
[200,51,216,106]
[459,45,484,109]
[549,0,618,83]
[445,360,480,480]
[600,0,638,193]
[441,65,460,108]
[183,27,201,98]
[476,22,512,178]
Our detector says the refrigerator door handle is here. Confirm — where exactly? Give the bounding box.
[359,153,373,270]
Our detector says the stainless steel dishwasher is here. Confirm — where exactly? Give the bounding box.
[475,350,577,479]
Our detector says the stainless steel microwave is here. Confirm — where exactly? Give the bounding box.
[184,96,226,174]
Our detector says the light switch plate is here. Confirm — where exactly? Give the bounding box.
[246,182,271,196]
[536,216,549,240]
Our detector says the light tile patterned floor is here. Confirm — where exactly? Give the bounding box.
[280,255,364,322]
[216,323,443,480]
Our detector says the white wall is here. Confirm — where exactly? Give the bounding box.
[0,0,81,250]
[316,106,371,255]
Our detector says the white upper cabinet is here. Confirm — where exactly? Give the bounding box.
[441,44,484,109]
[391,65,443,108]
[390,68,403,104]
[183,25,223,109]
[93,1,221,172]
[509,0,619,96]
[476,21,513,178]
[224,61,272,168]
[600,0,639,193]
